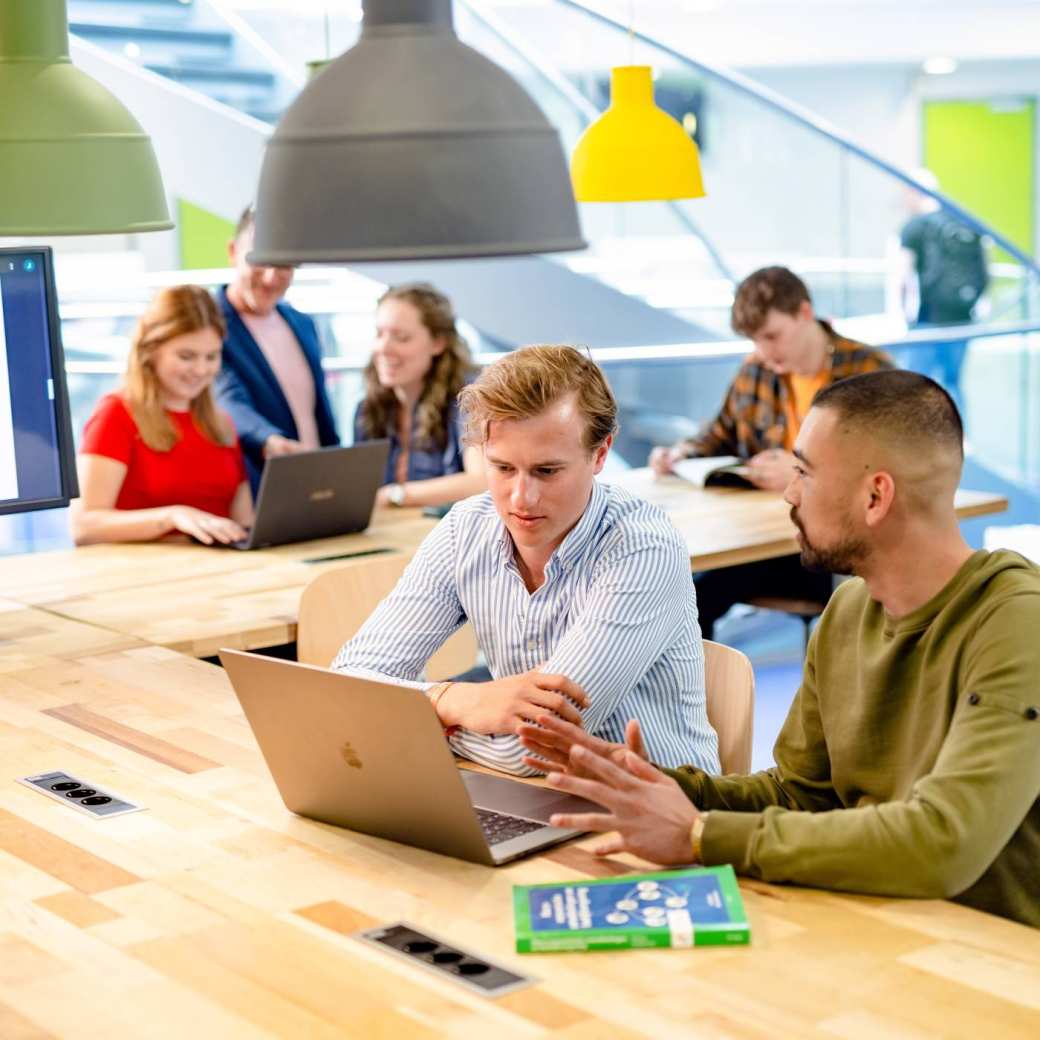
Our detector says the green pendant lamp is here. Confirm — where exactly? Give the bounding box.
[250,0,585,264]
[0,0,171,235]
[571,65,705,202]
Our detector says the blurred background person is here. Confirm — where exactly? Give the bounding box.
[355,283,485,509]
[889,169,989,415]
[216,205,340,493]
[71,286,252,546]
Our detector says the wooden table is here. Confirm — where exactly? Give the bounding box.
[0,598,145,674]
[0,511,436,608]
[1,509,438,658]
[1,646,1037,1039]
[612,469,1009,571]
[1,480,1008,658]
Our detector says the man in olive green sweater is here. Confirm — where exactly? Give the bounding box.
[519,370,1040,928]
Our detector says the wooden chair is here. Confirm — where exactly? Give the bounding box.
[703,639,755,775]
[297,554,479,680]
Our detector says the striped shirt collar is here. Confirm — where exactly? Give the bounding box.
[495,479,610,577]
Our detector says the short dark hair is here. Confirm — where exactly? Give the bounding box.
[234,204,255,240]
[812,370,963,459]
[731,266,812,336]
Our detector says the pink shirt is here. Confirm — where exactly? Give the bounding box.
[241,310,320,450]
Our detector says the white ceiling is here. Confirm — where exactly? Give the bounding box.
[217,1,1040,69]
[484,0,1040,69]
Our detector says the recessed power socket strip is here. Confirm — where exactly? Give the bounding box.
[19,771,145,819]
[354,922,535,998]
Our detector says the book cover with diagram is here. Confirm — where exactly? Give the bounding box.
[513,864,750,953]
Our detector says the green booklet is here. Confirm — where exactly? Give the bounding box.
[513,865,750,953]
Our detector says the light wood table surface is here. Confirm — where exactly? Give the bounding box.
[1,509,438,658]
[0,646,1037,1039]
[0,599,146,674]
[2,479,1009,658]
[612,468,1009,571]
[0,510,436,609]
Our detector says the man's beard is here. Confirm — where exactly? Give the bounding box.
[790,507,868,575]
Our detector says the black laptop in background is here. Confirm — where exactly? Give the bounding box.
[228,440,390,550]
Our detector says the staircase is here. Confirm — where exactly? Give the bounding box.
[67,0,296,124]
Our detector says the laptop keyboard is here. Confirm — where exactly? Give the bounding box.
[475,808,545,845]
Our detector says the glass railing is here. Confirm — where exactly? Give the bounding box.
[55,261,502,426]
[4,318,1036,557]
[457,0,1039,340]
[5,0,1037,554]
[68,0,1038,345]
[455,0,736,339]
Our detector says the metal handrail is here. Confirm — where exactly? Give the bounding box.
[460,0,600,124]
[555,0,1039,278]
[63,317,1040,376]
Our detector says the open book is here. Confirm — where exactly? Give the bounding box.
[673,455,754,490]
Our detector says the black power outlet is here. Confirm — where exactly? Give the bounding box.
[19,771,144,818]
[355,922,534,997]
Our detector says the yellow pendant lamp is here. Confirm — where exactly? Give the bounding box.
[571,65,705,202]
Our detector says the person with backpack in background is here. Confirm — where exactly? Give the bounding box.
[889,169,989,415]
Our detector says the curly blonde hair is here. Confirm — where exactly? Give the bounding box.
[358,283,476,450]
[459,345,617,452]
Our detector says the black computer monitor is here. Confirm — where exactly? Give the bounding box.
[0,246,78,515]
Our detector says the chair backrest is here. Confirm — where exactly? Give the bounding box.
[702,639,755,775]
[297,554,478,680]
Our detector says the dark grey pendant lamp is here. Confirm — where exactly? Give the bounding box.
[249,0,586,263]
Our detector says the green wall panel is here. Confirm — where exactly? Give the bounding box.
[177,198,236,270]
[923,98,1035,259]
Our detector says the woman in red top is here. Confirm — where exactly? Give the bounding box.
[71,285,254,545]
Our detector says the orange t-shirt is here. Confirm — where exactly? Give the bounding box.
[782,371,829,450]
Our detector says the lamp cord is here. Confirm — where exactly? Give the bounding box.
[628,0,635,64]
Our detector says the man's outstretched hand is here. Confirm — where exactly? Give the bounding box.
[518,713,646,777]
[542,742,702,865]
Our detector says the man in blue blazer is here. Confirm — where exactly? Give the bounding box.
[215,206,340,494]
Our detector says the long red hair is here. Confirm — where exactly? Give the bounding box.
[124,285,231,451]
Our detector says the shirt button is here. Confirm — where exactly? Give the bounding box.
[527,641,537,651]
[967,693,980,706]
[1026,706,1039,721]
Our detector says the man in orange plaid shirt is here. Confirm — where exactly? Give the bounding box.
[650,266,893,640]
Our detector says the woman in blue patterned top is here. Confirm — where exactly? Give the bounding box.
[354,283,485,509]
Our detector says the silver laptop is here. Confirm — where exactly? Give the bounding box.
[219,650,599,865]
[230,441,390,550]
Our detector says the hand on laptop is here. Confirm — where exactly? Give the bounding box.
[263,434,305,458]
[545,744,702,865]
[167,506,248,545]
[435,671,589,736]
[518,714,646,777]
